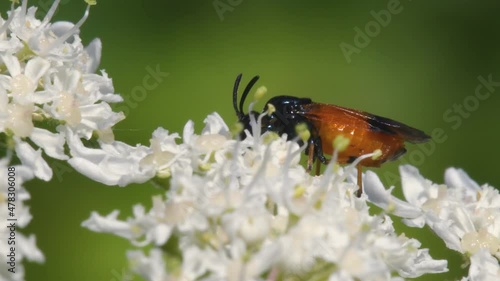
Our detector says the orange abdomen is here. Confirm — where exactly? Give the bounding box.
[302,103,422,167]
[315,120,405,166]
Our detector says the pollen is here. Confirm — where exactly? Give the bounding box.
[253,86,267,101]
[293,185,307,198]
[262,132,280,144]
[371,149,383,160]
[266,103,276,115]
[295,123,310,143]
[333,135,350,152]
[231,122,244,137]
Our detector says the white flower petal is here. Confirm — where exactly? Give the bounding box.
[63,69,81,93]
[17,234,45,263]
[30,89,57,104]
[85,38,102,73]
[398,248,448,277]
[68,157,121,185]
[427,217,463,252]
[445,167,480,191]
[150,224,172,246]
[466,250,500,281]
[182,120,194,145]
[81,211,135,240]
[30,128,68,160]
[182,246,226,279]
[82,71,122,103]
[24,57,50,82]
[127,249,168,281]
[364,171,422,219]
[400,165,430,207]
[77,103,125,137]
[1,54,21,76]
[15,140,52,181]
[202,112,229,135]
[50,21,75,37]
[66,128,154,186]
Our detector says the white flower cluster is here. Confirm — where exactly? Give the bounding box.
[365,165,500,281]
[0,0,126,181]
[83,113,450,281]
[0,1,127,280]
[0,159,44,281]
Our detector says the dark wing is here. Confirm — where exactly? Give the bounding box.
[302,103,430,143]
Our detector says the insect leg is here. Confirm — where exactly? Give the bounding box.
[307,142,314,172]
[356,164,363,197]
[311,135,328,164]
[310,134,330,175]
[315,159,321,175]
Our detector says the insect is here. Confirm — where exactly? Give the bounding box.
[233,74,431,196]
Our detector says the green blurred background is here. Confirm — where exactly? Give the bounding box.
[2,0,499,280]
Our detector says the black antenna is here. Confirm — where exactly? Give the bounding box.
[233,74,243,118]
[239,75,260,116]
